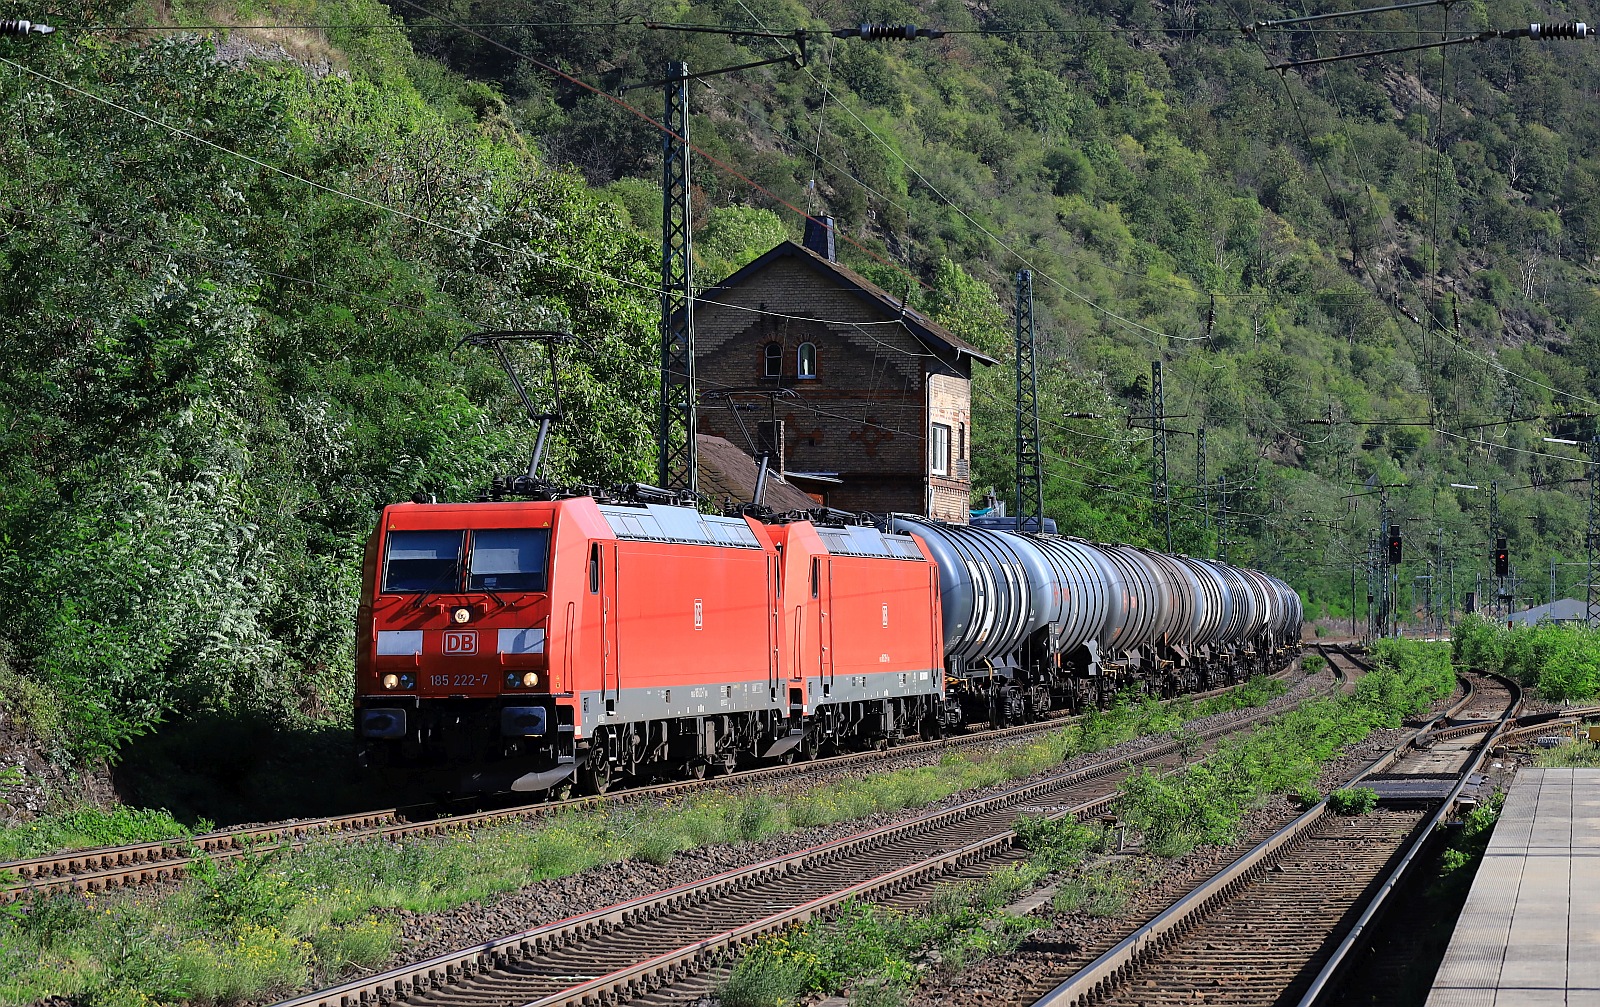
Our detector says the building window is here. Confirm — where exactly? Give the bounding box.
[797,342,817,379]
[958,423,966,460]
[930,423,951,477]
[763,342,782,378]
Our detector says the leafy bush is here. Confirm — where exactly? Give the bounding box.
[1012,815,1103,867]
[1448,619,1600,701]
[1115,643,1453,851]
[0,805,197,861]
[186,844,299,929]
[1327,788,1378,815]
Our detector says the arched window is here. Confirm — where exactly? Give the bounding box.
[797,342,818,379]
[763,342,783,378]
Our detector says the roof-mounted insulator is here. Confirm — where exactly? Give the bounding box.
[1502,22,1589,39]
[0,19,55,35]
[833,23,946,40]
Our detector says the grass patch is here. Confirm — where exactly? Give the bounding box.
[1534,738,1600,767]
[1327,787,1378,816]
[1112,641,1454,852]
[719,869,1040,1007]
[0,806,201,862]
[1051,865,1140,917]
[0,677,1285,1006]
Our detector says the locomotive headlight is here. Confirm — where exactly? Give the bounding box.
[504,672,519,688]
[382,673,400,690]
[521,672,539,688]
[452,606,472,624]
[399,673,415,690]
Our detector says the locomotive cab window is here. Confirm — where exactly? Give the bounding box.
[589,543,601,593]
[468,528,550,592]
[383,530,464,593]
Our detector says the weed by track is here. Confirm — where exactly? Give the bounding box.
[714,642,1454,1007]
[0,679,1288,1007]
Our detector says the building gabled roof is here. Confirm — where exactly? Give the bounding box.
[699,241,1001,367]
[695,434,818,511]
[1505,597,1598,626]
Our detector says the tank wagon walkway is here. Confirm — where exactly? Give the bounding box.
[1428,768,1600,1006]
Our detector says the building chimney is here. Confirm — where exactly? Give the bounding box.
[803,215,836,261]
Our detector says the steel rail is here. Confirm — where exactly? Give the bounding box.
[1029,671,1514,1007]
[1292,675,1520,1005]
[266,667,1341,1007]
[2,659,1304,902]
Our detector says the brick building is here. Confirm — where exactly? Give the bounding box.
[694,222,997,523]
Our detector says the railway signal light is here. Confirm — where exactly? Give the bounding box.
[1387,525,1402,565]
[1495,538,1509,577]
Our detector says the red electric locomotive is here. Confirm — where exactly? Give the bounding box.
[355,496,945,794]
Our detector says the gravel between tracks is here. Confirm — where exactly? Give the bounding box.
[337,670,1336,984]
[904,711,1456,1006]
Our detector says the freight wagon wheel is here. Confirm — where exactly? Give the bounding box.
[576,755,612,796]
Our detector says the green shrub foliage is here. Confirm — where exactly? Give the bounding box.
[0,9,656,757]
[6,0,1600,759]
[1114,642,1453,849]
[1452,617,1600,701]
[1327,787,1379,816]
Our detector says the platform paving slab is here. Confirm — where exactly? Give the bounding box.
[1428,768,1600,1007]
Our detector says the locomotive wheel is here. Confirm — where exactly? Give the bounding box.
[576,755,612,796]
[797,732,821,761]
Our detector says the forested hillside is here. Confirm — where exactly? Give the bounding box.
[1,0,1598,761]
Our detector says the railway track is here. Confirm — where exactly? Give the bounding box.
[265,666,1345,1007]
[1031,670,1517,1007]
[0,661,1302,903]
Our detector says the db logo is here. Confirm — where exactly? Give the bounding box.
[442,630,478,655]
